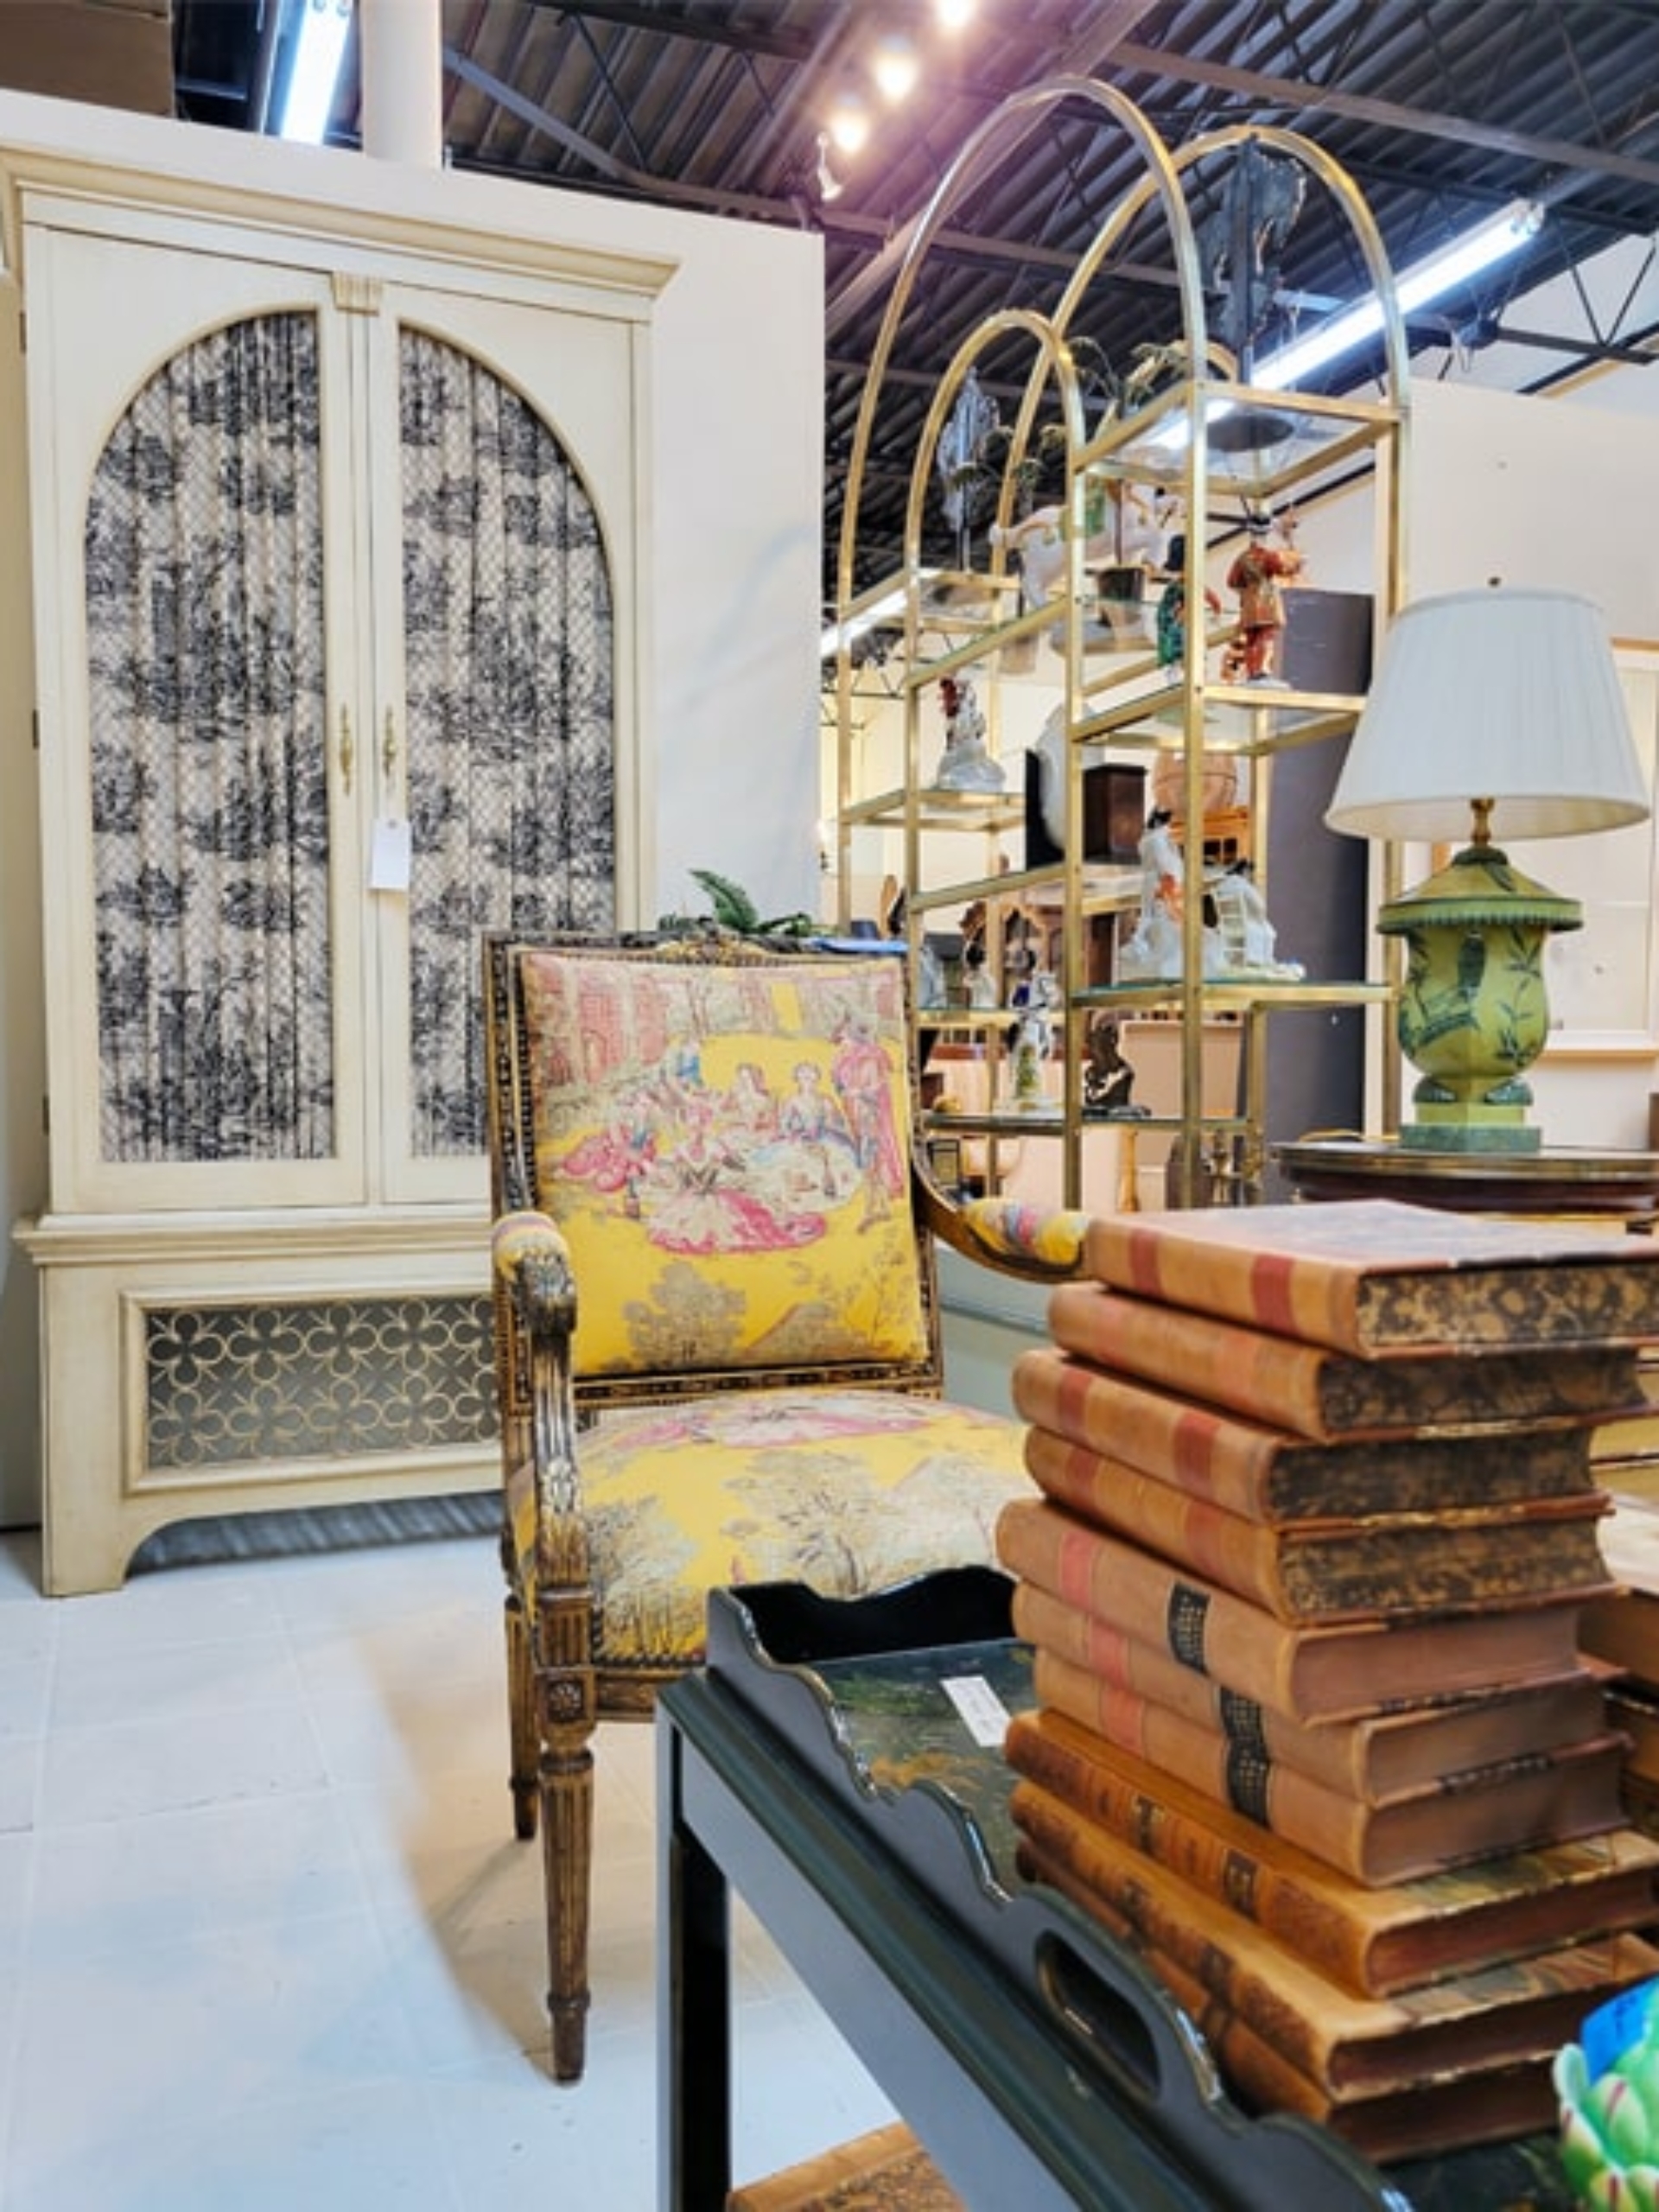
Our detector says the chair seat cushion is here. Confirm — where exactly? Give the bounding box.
[508,1388,1031,1670]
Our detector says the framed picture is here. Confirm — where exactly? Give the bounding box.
[1512,644,1659,1057]
[925,1135,967,1192]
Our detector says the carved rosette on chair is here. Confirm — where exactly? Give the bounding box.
[484,932,1085,2083]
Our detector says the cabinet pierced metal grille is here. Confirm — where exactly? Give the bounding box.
[143,1295,495,1469]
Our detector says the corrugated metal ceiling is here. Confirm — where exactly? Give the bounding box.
[172,1,1659,609]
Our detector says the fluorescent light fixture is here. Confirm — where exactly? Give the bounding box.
[279,0,353,145]
[1142,196,1545,462]
[1256,198,1543,390]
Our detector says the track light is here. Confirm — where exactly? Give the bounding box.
[815,131,844,203]
[873,35,919,105]
[827,90,871,156]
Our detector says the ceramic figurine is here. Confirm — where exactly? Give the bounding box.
[931,674,1004,791]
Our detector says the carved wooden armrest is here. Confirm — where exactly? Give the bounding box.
[493,1209,576,1347]
[918,1173,1090,1283]
[492,1211,587,1582]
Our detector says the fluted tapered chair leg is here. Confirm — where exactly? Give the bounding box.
[542,1738,594,2083]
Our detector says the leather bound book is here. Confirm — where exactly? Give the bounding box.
[1005,1706,1659,1998]
[1028,1630,1614,1806]
[1023,1835,1569,2165]
[1582,1491,1659,1687]
[1011,1345,1601,1523]
[1605,1681,1659,1788]
[996,1503,1593,1725]
[1046,1283,1643,1442]
[1080,1198,1659,1356]
[1008,1655,1628,1885]
[1005,1783,1659,2096]
[1019,1422,1615,1624]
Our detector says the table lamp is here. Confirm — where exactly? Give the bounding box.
[1325,586,1649,1153]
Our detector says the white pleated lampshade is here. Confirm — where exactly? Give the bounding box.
[1325,588,1649,844]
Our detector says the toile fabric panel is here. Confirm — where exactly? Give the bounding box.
[515,950,931,1376]
[400,329,617,1160]
[86,310,333,1165]
[82,308,619,1173]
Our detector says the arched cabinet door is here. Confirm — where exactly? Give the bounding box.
[367,287,634,1206]
[24,205,646,1217]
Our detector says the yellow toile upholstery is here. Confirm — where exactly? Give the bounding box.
[484,932,1087,2084]
[512,942,934,1376]
[502,1389,1027,1671]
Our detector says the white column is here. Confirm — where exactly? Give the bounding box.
[359,0,443,168]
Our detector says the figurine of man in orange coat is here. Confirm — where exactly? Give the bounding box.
[1222,513,1305,683]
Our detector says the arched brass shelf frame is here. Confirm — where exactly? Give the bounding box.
[833,79,1409,1207]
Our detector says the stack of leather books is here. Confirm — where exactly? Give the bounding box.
[996,1198,1659,2167]
[1583,1490,1659,1830]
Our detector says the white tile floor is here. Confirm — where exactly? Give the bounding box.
[0,1522,894,2211]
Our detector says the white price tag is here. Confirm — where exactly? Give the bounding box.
[370,817,412,892]
[941,1672,1013,1749]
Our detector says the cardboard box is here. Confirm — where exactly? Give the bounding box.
[0,0,175,117]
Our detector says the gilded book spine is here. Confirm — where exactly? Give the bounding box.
[1012,1758,1382,1996]
[1028,1636,1609,1806]
[1020,1835,1566,2164]
[1020,1649,1388,1878]
[997,1496,1594,1723]
[1000,1594,1630,1885]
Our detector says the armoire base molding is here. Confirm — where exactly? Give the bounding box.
[15,1206,499,1596]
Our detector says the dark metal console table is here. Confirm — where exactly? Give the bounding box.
[656,1573,1443,2212]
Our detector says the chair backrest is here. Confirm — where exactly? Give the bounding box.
[483,933,946,1415]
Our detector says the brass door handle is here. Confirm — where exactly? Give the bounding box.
[338,705,353,794]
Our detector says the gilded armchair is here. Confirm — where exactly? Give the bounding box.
[484,931,1084,2082]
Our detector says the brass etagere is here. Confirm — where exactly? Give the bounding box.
[833,79,1409,1210]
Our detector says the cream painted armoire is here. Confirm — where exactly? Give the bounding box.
[9,136,671,1592]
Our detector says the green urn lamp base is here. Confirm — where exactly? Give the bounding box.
[1377,833,1581,1157]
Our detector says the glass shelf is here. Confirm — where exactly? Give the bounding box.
[1077,671,1363,753]
[1075,976,1394,1016]
[1081,378,1398,503]
[842,786,1026,835]
[904,859,1140,916]
[926,1106,1252,1140]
